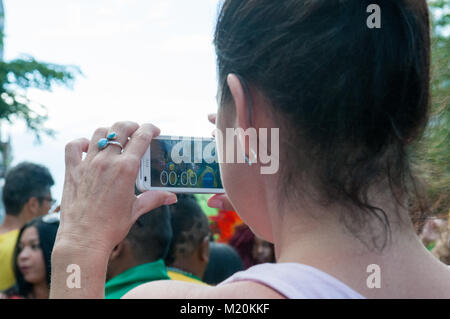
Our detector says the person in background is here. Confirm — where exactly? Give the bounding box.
[420,217,449,265]
[252,235,276,265]
[105,205,172,299]
[0,162,55,291]
[0,188,5,226]
[432,225,449,265]
[165,194,210,285]
[203,242,244,285]
[229,224,275,270]
[0,213,59,299]
[420,218,447,251]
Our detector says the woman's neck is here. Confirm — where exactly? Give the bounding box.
[273,180,416,260]
[271,192,440,298]
[30,281,49,299]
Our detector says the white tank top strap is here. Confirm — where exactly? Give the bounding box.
[218,263,366,299]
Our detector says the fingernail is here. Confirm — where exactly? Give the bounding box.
[208,199,223,209]
[164,195,178,206]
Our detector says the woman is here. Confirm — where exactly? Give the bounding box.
[50,0,450,298]
[1,214,59,299]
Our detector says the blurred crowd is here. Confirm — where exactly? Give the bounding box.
[0,161,447,299]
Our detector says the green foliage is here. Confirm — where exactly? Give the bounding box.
[414,0,450,217]
[0,56,80,141]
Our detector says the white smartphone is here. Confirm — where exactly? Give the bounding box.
[136,135,225,194]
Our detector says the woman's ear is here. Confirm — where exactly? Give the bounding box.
[227,74,258,163]
[227,74,251,130]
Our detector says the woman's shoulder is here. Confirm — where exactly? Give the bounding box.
[122,279,284,299]
[0,285,25,299]
[123,262,363,299]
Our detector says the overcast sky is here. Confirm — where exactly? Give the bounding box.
[2,0,221,204]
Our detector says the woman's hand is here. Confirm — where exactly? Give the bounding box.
[51,122,177,298]
[58,122,177,251]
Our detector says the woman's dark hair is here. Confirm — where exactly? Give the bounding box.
[7,215,59,298]
[214,0,431,250]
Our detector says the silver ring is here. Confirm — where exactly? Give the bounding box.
[106,141,123,152]
[98,138,123,152]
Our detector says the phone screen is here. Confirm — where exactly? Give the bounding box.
[149,137,224,191]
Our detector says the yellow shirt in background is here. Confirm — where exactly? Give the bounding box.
[167,268,208,286]
[0,229,19,291]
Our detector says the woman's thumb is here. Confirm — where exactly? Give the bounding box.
[132,191,177,221]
